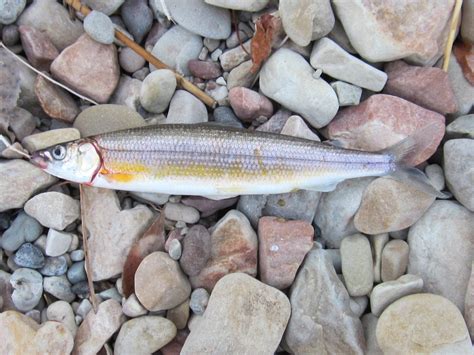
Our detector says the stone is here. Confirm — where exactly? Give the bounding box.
[119,47,146,73]
[168,239,182,260]
[280,115,321,141]
[151,0,231,39]
[285,248,366,354]
[18,25,58,71]
[213,106,243,128]
[227,60,258,90]
[122,293,147,318]
[1,211,42,252]
[236,194,267,228]
[74,299,124,355]
[446,114,474,140]
[167,299,189,329]
[47,300,77,337]
[328,17,356,54]
[24,192,80,230]
[332,0,454,65]
[180,225,212,277]
[228,87,273,122]
[166,90,208,124]
[130,191,169,205]
[190,210,258,291]
[370,274,423,317]
[70,249,84,262]
[83,10,115,45]
[71,281,89,298]
[408,201,474,312]
[10,268,43,311]
[36,76,79,123]
[425,164,445,191]
[340,234,374,296]
[181,273,290,354]
[188,60,222,79]
[5,107,36,141]
[444,139,474,211]
[204,0,268,11]
[465,263,474,339]
[354,177,435,235]
[22,128,81,153]
[380,239,409,282]
[51,34,119,103]
[258,216,313,289]
[448,53,474,116]
[13,243,45,269]
[43,276,75,302]
[181,196,238,217]
[314,177,374,248]
[83,0,124,15]
[371,233,389,283]
[311,38,387,91]
[189,288,209,315]
[330,80,362,106]
[109,75,142,111]
[260,48,338,129]
[453,42,474,86]
[45,229,73,257]
[0,0,26,25]
[140,69,176,114]
[164,202,200,224]
[350,296,368,318]
[17,0,83,51]
[81,186,154,281]
[461,0,474,44]
[67,261,86,284]
[376,294,472,354]
[39,256,68,276]
[121,0,153,43]
[219,40,251,71]
[150,25,202,76]
[263,190,321,223]
[0,160,56,212]
[2,24,20,46]
[135,251,191,311]
[361,314,382,355]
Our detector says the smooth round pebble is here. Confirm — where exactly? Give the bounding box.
[139,69,176,113]
[190,288,209,315]
[43,276,75,302]
[0,0,26,25]
[39,256,68,276]
[2,24,20,45]
[67,261,86,284]
[10,268,43,311]
[70,249,85,262]
[168,239,182,260]
[122,294,148,318]
[13,243,45,269]
[425,164,445,191]
[47,300,77,337]
[164,203,200,224]
[71,281,89,298]
[83,10,115,45]
[213,106,243,128]
[1,211,42,252]
[381,240,409,282]
[121,0,153,43]
[45,229,73,257]
[119,47,146,73]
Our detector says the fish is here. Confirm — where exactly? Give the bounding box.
[30,123,445,199]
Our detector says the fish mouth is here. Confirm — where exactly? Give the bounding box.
[30,151,49,169]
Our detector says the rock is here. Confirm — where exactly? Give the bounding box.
[258,216,313,289]
[0,160,56,212]
[180,225,212,277]
[70,249,84,262]
[43,276,75,302]
[121,0,153,43]
[314,177,374,248]
[83,0,124,15]
[264,190,321,223]
[285,248,366,354]
[330,80,362,106]
[67,261,86,284]
[219,40,251,71]
[0,0,26,25]
[2,24,20,46]
[73,299,124,355]
[135,251,191,311]
[371,233,389,283]
[119,47,146,73]
[151,0,230,39]
[13,243,45,268]
[350,296,368,318]
[311,38,387,91]
[370,274,423,317]
[51,34,119,103]
[328,17,356,54]
[22,128,81,153]
[453,42,474,86]
[181,196,238,217]
[1,211,42,252]
[115,316,177,355]
[260,48,338,129]
[380,240,409,282]
[17,0,83,51]
[81,186,154,281]
[39,256,68,276]
[341,234,374,296]
[376,294,472,354]
[446,114,474,140]
[213,106,243,128]
[408,201,474,312]
[167,299,189,329]
[18,25,58,71]
[139,69,176,114]
[189,288,209,315]
[74,104,146,137]
[110,75,142,110]
[5,107,36,141]
[166,90,208,124]
[190,210,258,291]
[461,0,474,44]
[10,268,43,311]
[34,77,79,123]
[354,177,435,235]
[228,87,273,122]
[188,60,221,79]
[425,164,445,191]
[47,301,77,337]
[444,139,474,211]
[130,191,169,205]
[448,53,474,116]
[182,273,290,354]
[465,263,474,339]
[168,239,182,260]
[280,115,321,141]
[327,94,445,166]
[45,229,73,257]
[332,0,454,65]
[150,26,202,76]
[83,10,115,45]
[24,192,80,230]
[227,60,258,90]
[71,281,89,298]
[164,202,200,224]
[361,314,382,355]
[122,293,147,318]
[204,0,268,11]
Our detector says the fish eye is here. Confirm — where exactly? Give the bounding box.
[52,145,66,160]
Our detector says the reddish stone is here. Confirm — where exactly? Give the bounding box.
[453,42,474,86]
[188,60,222,79]
[19,25,59,72]
[181,196,238,217]
[50,34,119,103]
[384,60,458,115]
[327,94,445,166]
[258,217,314,289]
[179,225,212,277]
[228,87,273,122]
[161,330,189,355]
[164,228,184,253]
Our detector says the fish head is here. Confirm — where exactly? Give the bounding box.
[31,139,102,184]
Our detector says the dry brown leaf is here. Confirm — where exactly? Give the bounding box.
[250,14,276,73]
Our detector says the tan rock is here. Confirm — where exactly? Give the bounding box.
[35,76,79,123]
[19,25,59,71]
[167,299,190,330]
[22,128,81,152]
[380,239,409,282]
[370,233,389,283]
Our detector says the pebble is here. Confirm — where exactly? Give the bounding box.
[18,25,59,71]
[166,90,208,124]
[164,202,200,224]
[135,251,191,311]
[408,200,474,312]
[73,299,124,355]
[285,249,365,354]
[446,114,474,140]
[219,40,251,71]
[340,234,373,296]
[205,0,269,11]
[371,233,389,283]
[0,0,26,25]
[264,190,321,223]
[188,60,222,79]
[83,0,124,15]
[260,48,338,129]
[189,288,209,315]
[67,261,86,284]
[150,25,202,76]
[236,194,268,228]
[182,273,290,354]
[1,211,42,252]
[227,60,258,90]
[39,256,68,276]
[167,299,189,329]
[119,47,146,73]
[210,47,223,62]
[44,229,73,257]
[71,281,89,298]
[311,38,387,91]
[7,108,36,141]
[466,263,474,339]
[2,24,20,46]
[121,0,153,43]
[115,316,177,355]
[70,249,84,262]
[180,225,212,277]
[47,300,77,337]
[448,53,474,116]
[151,0,231,40]
[361,314,382,355]
[0,160,56,212]
[212,107,243,128]
[190,210,258,291]
[76,299,92,319]
[13,243,45,269]
[50,33,119,103]
[258,216,314,289]
[424,164,445,191]
[139,69,176,113]
[99,287,122,303]
[168,239,182,260]
[43,276,75,302]
[35,78,80,124]
[461,0,474,43]
[454,42,474,85]
[444,139,474,211]
[228,87,273,122]
[203,37,220,52]
[10,268,43,311]
[380,240,409,282]
[330,80,362,106]
[110,75,142,110]
[280,115,321,141]
[83,10,115,45]
[130,191,170,205]
[122,293,148,317]
[350,296,368,318]
[376,294,472,354]
[181,195,238,217]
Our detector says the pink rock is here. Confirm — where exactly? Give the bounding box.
[228,87,273,122]
[188,60,222,79]
[258,217,314,289]
[181,196,238,218]
[164,228,184,252]
[453,42,474,85]
[384,61,457,115]
[326,94,445,166]
[180,225,212,277]
[50,34,119,103]
[19,25,59,72]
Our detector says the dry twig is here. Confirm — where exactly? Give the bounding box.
[442,0,464,71]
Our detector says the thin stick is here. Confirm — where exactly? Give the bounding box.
[64,0,217,108]
[0,41,99,105]
[443,0,463,71]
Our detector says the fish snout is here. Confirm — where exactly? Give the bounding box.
[30,151,49,169]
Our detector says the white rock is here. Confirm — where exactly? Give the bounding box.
[83,10,115,45]
[370,233,389,283]
[10,268,43,312]
[47,301,77,337]
[281,115,321,141]
[109,75,142,111]
[350,296,368,318]
[122,294,148,318]
[425,164,445,191]
[330,80,362,106]
[361,314,382,355]
[448,53,474,116]
[45,229,73,257]
[166,90,208,124]
[205,0,269,11]
[140,69,176,113]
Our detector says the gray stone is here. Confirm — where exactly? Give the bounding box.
[119,47,146,73]
[83,0,124,15]
[71,281,89,297]
[99,287,122,303]
[22,129,81,153]
[361,314,382,355]
[189,288,209,315]
[448,53,474,116]
[67,261,86,284]
[166,90,208,124]
[122,293,148,318]
[465,262,474,339]
[461,0,474,44]
[263,189,321,223]
[350,296,368,318]
[43,275,75,302]
[330,80,362,106]
[446,114,474,140]
[10,268,43,311]
[121,0,153,43]
[84,10,115,45]
[13,243,45,269]
[140,69,176,113]
[47,300,77,337]
[204,0,269,11]
[70,250,84,262]
[219,40,251,71]
[236,194,267,228]
[328,18,356,54]
[45,229,73,257]
[1,212,42,251]
[129,192,169,205]
[164,202,200,224]
[109,75,142,111]
[213,106,243,128]
[39,256,68,276]
[341,234,374,296]
[0,0,26,25]
[425,164,445,191]
[381,240,409,282]
[227,60,258,90]
[168,239,182,261]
